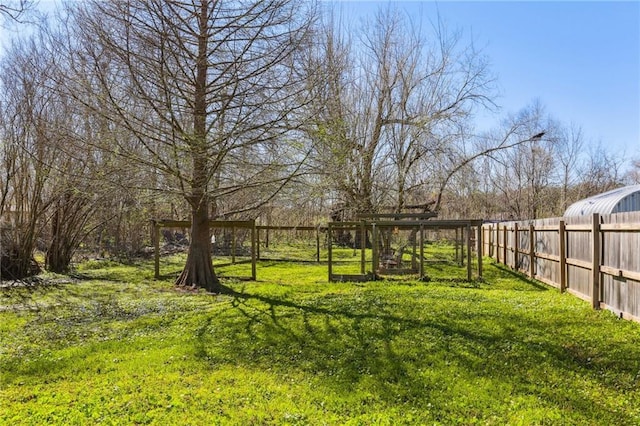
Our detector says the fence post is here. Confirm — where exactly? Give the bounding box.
[592,213,601,309]
[496,225,500,264]
[360,221,366,275]
[420,224,425,278]
[466,224,472,280]
[316,226,321,263]
[460,227,465,267]
[529,223,535,279]
[514,223,519,271]
[327,224,333,282]
[559,220,566,292]
[503,225,508,267]
[251,222,257,280]
[476,224,483,279]
[495,225,500,263]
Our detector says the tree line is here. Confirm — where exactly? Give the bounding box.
[0,1,636,291]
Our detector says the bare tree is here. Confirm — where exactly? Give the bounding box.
[0,33,60,279]
[306,6,496,219]
[577,143,625,196]
[554,123,585,213]
[625,158,640,185]
[64,0,316,291]
[0,0,33,22]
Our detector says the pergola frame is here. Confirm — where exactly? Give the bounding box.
[152,219,256,280]
[327,217,484,282]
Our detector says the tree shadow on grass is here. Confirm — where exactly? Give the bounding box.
[478,262,551,291]
[189,284,640,423]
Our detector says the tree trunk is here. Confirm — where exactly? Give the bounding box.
[46,201,71,273]
[175,195,219,293]
[174,0,219,293]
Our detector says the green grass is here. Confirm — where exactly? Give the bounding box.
[1,252,639,425]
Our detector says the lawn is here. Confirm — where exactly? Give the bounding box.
[1,252,639,425]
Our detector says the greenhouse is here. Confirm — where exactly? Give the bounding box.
[564,184,640,217]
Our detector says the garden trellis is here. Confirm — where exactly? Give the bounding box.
[152,219,257,281]
[327,215,484,282]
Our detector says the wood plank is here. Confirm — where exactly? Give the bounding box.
[566,257,592,270]
[535,225,559,231]
[256,225,319,231]
[592,213,601,309]
[600,223,640,232]
[534,252,560,262]
[529,223,535,278]
[565,224,592,231]
[559,220,567,292]
[600,265,640,282]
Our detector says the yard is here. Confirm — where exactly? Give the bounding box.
[1,251,639,425]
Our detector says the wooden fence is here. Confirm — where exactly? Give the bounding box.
[482,212,640,323]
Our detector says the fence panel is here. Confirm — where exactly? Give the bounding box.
[483,212,640,322]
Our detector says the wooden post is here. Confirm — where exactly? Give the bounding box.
[327,224,333,282]
[360,221,366,274]
[476,224,483,279]
[460,227,465,267]
[514,223,519,271]
[316,226,321,263]
[559,220,567,292]
[251,222,257,280]
[154,221,160,280]
[529,223,535,279]
[503,225,508,267]
[419,224,425,278]
[495,225,500,262]
[466,224,472,281]
[592,213,601,309]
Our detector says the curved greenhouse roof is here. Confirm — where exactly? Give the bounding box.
[564,185,640,217]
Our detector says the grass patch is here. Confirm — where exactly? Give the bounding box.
[1,254,639,425]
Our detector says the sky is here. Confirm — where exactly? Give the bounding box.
[1,1,639,161]
[331,0,640,161]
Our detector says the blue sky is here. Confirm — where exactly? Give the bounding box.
[332,1,640,160]
[1,1,638,160]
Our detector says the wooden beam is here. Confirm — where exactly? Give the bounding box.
[360,221,366,275]
[327,223,333,282]
[476,224,483,278]
[251,224,257,280]
[466,224,472,281]
[514,223,519,271]
[592,213,601,309]
[559,220,567,293]
[529,223,535,279]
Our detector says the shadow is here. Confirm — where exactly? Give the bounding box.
[4,262,639,423]
[187,282,640,424]
[487,262,551,291]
